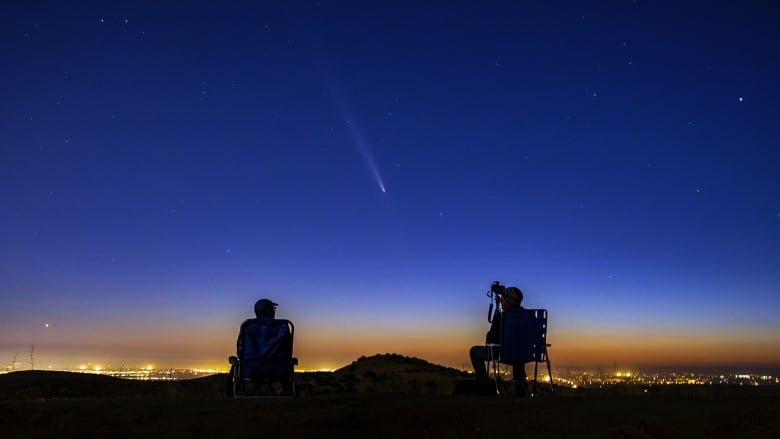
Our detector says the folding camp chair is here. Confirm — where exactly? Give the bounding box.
[490,308,553,397]
[227,318,298,398]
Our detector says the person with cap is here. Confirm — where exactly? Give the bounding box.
[226,297,285,396]
[469,285,527,395]
[254,298,278,318]
[233,298,280,357]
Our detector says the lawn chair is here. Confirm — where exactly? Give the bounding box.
[227,317,298,398]
[490,308,553,397]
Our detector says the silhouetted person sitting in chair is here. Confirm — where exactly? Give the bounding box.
[232,299,279,369]
[470,283,527,396]
[227,298,297,397]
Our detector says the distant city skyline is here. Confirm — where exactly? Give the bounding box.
[2,2,779,372]
[4,347,780,375]
[4,357,778,392]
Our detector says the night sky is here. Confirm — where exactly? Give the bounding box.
[2,1,779,372]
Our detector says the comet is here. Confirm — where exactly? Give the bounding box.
[347,121,387,193]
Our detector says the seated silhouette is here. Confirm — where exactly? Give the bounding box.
[227,299,298,397]
[496,307,553,396]
[461,281,553,397]
[468,282,527,396]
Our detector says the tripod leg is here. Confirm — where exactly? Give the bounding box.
[546,355,554,393]
[532,361,539,397]
[487,344,501,396]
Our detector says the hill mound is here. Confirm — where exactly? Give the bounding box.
[335,353,466,376]
[1,355,507,399]
[303,353,470,395]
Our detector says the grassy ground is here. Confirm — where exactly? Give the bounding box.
[1,390,778,438]
[1,363,779,438]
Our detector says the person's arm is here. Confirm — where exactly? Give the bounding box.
[485,311,501,344]
[236,319,248,356]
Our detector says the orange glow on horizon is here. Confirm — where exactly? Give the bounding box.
[5,322,778,372]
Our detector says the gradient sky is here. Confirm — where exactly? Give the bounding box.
[2,1,779,372]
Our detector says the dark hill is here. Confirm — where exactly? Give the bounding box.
[0,354,472,400]
[6,357,774,402]
[335,353,467,376]
[305,353,470,395]
[0,370,227,400]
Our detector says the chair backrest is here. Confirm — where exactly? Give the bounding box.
[499,308,549,364]
[237,318,295,381]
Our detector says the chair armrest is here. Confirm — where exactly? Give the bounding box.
[292,357,299,366]
[228,356,239,365]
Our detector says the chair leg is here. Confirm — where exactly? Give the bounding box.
[232,373,241,398]
[490,366,500,396]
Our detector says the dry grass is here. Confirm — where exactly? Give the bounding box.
[1,356,778,439]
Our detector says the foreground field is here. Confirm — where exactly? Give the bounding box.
[2,389,778,438]
[1,358,778,439]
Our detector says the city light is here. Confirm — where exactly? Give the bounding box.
[2,358,777,387]
[550,369,778,388]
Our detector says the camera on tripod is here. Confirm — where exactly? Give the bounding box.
[486,281,506,322]
[490,281,506,297]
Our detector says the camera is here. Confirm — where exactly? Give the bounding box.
[487,281,506,322]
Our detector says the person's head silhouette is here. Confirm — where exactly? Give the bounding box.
[254,298,278,318]
[501,287,523,309]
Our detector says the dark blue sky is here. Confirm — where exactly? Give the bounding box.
[2,1,779,370]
